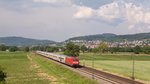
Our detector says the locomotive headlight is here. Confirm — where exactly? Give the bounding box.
[73,61,79,64]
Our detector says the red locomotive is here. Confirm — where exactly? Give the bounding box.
[36,51,79,67]
[65,56,79,67]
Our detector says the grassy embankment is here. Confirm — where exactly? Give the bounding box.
[0,51,98,84]
[79,52,150,82]
[30,53,98,84]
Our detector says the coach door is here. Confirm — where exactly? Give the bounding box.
[59,57,64,63]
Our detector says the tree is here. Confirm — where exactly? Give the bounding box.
[0,45,7,51]
[142,46,150,54]
[46,47,59,52]
[64,42,80,56]
[109,47,118,54]
[0,66,6,82]
[133,45,141,54]
[80,45,87,53]
[97,42,108,53]
[92,48,99,53]
[9,46,18,52]
[87,47,92,52]
[30,46,44,51]
[24,47,30,52]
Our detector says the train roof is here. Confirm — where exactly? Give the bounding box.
[36,51,77,58]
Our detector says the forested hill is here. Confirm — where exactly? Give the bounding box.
[67,32,150,42]
[0,36,56,46]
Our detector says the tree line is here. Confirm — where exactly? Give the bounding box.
[108,45,150,54]
[0,44,30,52]
[63,42,150,55]
[0,42,150,55]
[0,44,61,52]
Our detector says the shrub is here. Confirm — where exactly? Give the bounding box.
[0,66,6,83]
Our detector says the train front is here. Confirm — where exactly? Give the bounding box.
[65,56,80,67]
[72,57,79,67]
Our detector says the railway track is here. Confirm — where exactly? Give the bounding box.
[35,52,143,84]
[76,67,119,84]
[76,66,143,84]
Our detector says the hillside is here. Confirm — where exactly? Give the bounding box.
[67,32,150,42]
[0,36,56,46]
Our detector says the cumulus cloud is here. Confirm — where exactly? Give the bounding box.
[74,0,150,29]
[97,2,121,20]
[124,3,150,28]
[73,6,94,19]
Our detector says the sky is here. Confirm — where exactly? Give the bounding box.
[0,0,150,42]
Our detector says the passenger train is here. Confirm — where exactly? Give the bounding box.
[36,51,79,67]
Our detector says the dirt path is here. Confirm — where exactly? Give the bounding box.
[27,54,57,84]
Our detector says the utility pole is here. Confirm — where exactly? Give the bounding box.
[83,59,85,67]
[92,53,95,79]
[132,54,135,80]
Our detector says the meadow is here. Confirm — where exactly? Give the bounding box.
[0,51,50,84]
[1,51,149,84]
[0,51,98,84]
[79,52,150,83]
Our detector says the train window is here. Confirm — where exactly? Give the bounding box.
[73,58,78,61]
[59,57,64,61]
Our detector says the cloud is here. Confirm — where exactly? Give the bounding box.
[73,0,113,9]
[73,6,93,19]
[0,0,149,41]
[33,0,73,5]
[73,0,150,29]
[97,1,122,20]
[34,0,58,3]
[124,3,150,26]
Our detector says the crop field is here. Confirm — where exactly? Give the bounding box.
[79,53,150,83]
[0,51,98,84]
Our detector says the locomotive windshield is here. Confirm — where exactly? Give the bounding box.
[73,58,78,61]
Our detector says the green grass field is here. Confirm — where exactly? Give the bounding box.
[79,53,150,61]
[0,51,98,84]
[2,51,149,83]
[0,51,50,84]
[79,53,150,82]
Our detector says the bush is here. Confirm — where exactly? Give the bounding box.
[0,66,6,83]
